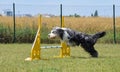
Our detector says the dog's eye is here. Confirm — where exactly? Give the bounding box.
[52,31,56,33]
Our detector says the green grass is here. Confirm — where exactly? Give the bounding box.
[0,44,120,72]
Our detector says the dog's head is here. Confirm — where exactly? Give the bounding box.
[48,27,65,39]
[48,27,80,46]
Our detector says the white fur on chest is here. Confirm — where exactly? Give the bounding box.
[62,31,70,42]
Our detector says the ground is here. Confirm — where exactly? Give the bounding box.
[0,44,120,72]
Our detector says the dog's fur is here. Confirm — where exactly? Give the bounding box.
[48,27,106,57]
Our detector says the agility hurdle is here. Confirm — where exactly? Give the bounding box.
[25,15,70,61]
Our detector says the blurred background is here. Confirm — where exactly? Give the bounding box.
[0,3,120,43]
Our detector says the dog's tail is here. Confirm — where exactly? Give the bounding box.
[93,31,106,39]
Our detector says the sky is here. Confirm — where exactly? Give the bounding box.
[0,0,120,17]
[0,0,120,5]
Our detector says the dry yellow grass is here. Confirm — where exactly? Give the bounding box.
[0,16,13,27]
[0,16,120,32]
[0,16,120,43]
[64,17,113,32]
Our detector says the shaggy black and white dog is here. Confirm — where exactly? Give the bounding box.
[48,27,106,57]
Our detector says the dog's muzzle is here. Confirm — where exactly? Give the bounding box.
[48,33,56,39]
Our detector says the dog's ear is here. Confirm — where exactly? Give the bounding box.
[57,29,64,34]
[56,29,64,40]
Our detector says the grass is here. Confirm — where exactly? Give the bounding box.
[0,44,120,72]
[0,16,120,43]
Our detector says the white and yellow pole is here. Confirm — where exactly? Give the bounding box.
[60,16,70,58]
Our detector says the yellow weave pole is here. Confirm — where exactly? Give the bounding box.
[57,16,70,58]
[25,15,41,61]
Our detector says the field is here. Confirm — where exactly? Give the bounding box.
[0,16,120,43]
[0,44,120,72]
[0,16,120,72]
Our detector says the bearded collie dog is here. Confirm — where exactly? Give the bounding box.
[48,27,106,57]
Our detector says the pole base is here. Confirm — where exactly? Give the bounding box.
[25,57,32,61]
[25,57,41,61]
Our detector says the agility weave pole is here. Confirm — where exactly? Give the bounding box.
[25,15,70,61]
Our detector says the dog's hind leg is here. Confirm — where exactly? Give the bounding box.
[88,46,98,57]
[81,44,98,57]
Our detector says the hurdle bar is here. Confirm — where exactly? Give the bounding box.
[41,46,62,49]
